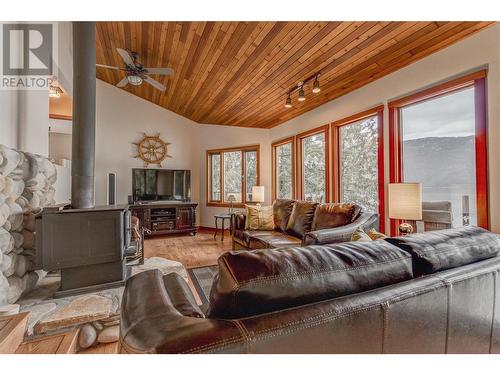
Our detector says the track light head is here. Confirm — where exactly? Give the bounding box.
[285,94,292,108]
[298,86,305,101]
[312,76,321,93]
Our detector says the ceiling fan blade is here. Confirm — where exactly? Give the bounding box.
[116,48,135,67]
[143,67,174,76]
[144,76,166,91]
[116,76,129,88]
[96,63,124,70]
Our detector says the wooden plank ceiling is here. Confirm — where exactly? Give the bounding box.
[95,22,494,129]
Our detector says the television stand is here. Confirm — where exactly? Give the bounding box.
[130,202,197,237]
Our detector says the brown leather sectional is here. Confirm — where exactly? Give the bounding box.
[232,199,379,250]
[120,226,500,353]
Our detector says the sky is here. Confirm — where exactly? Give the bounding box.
[401,86,475,140]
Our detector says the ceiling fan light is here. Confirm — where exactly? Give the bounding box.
[285,95,292,108]
[127,75,143,86]
[298,86,306,101]
[312,77,321,93]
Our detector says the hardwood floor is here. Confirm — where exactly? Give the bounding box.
[15,329,79,354]
[144,229,232,269]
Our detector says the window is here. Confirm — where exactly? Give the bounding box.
[389,70,488,234]
[210,154,221,201]
[332,106,385,231]
[207,145,260,206]
[272,137,295,200]
[297,125,330,203]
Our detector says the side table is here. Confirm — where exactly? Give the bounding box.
[214,214,232,242]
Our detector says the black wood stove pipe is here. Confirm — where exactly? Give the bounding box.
[71,22,96,209]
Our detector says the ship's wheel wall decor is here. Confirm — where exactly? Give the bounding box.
[133,133,172,167]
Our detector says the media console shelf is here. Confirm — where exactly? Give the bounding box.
[130,202,197,237]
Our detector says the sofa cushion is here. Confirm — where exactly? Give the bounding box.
[285,201,318,239]
[206,241,413,319]
[245,205,274,230]
[385,226,500,276]
[273,199,295,232]
[233,230,276,247]
[312,203,359,231]
[248,233,301,249]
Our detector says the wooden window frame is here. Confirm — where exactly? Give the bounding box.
[331,105,385,233]
[388,69,488,235]
[206,145,260,208]
[296,125,330,202]
[271,136,296,201]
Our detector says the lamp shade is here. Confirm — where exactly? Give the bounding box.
[251,186,265,203]
[388,183,422,220]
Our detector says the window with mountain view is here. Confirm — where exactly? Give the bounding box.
[207,146,260,206]
[401,87,477,227]
[390,70,488,232]
[298,126,329,203]
[272,138,294,200]
[339,115,380,213]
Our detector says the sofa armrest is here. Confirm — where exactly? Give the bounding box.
[302,212,380,246]
[231,212,246,231]
[120,270,245,353]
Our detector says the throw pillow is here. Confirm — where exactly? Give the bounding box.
[312,203,359,231]
[368,228,387,241]
[285,201,319,239]
[351,227,373,242]
[273,199,295,232]
[245,205,274,231]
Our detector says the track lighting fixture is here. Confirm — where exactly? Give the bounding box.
[298,86,306,101]
[312,76,321,93]
[284,72,321,108]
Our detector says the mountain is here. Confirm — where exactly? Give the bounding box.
[403,136,476,188]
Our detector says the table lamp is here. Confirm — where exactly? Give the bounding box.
[227,194,236,214]
[251,186,265,206]
[388,183,422,235]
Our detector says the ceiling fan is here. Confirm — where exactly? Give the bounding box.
[96,48,174,91]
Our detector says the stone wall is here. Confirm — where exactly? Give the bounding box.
[0,144,57,306]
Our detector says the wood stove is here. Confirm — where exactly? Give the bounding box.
[35,204,142,296]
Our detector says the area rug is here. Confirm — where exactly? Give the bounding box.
[188,265,218,305]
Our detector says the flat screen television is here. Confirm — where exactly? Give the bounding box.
[132,168,191,202]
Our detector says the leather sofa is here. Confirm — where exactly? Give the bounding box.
[120,226,500,354]
[231,199,379,250]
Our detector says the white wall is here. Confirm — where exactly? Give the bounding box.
[269,23,500,233]
[0,90,19,148]
[91,80,272,228]
[196,124,271,227]
[94,80,202,215]
[0,86,49,157]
